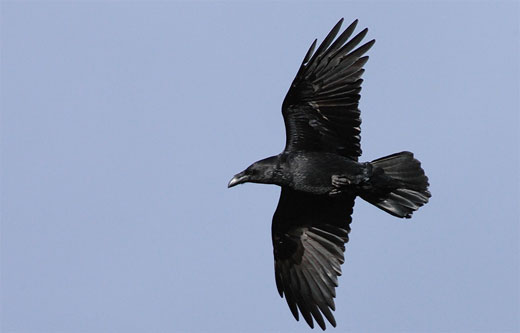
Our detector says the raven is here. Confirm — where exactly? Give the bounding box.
[228,19,430,330]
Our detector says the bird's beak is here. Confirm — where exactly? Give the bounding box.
[228,172,248,188]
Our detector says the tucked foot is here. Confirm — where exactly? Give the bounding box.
[328,188,343,196]
[332,175,351,187]
[332,173,369,188]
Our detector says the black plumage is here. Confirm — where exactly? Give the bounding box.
[228,19,431,330]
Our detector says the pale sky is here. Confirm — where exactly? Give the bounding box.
[1,1,519,332]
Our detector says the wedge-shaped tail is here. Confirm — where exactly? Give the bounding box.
[361,151,431,218]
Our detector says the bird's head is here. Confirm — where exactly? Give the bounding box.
[228,156,279,188]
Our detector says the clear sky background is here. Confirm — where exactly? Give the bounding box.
[1,1,519,332]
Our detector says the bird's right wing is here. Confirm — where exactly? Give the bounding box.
[281,19,374,160]
[272,187,354,330]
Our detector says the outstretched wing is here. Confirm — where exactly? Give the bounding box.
[282,18,375,160]
[272,187,354,330]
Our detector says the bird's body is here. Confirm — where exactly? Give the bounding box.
[250,152,369,195]
[228,18,431,330]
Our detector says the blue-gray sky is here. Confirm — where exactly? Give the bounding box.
[1,1,519,332]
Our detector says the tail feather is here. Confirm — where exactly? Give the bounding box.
[361,151,430,218]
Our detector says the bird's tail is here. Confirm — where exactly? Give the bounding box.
[360,151,431,218]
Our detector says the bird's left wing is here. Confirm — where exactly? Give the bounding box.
[272,187,354,330]
[282,19,375,160]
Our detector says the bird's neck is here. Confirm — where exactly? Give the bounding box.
[270,154,292,187]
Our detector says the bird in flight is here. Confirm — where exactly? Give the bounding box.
[228,18,430,330]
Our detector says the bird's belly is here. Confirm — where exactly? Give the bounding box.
[288,153,365,195]
[293,174,334,195]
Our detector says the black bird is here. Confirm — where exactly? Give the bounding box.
[228,19,430,330]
